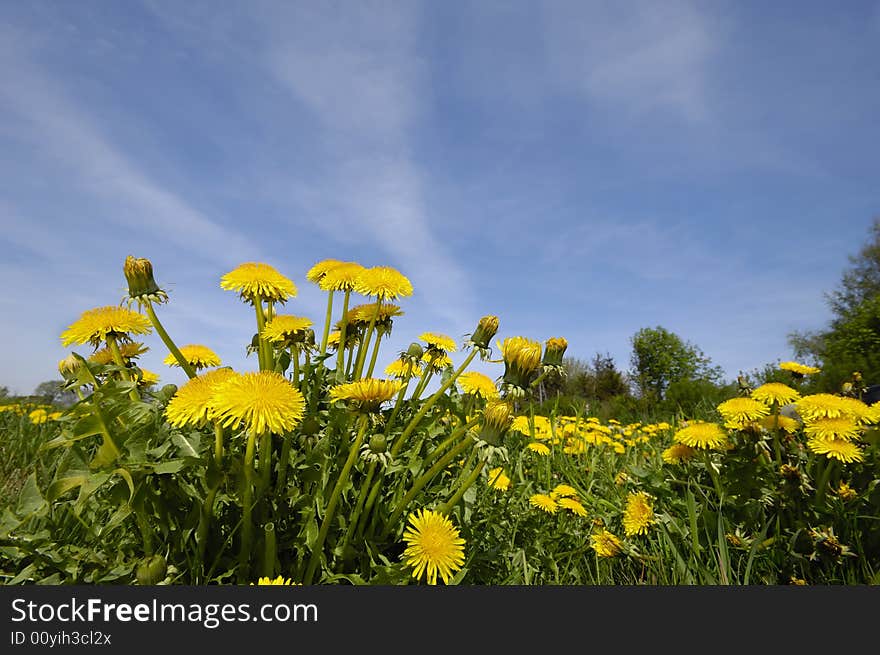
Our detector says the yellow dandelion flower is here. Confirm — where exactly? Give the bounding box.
[527,442,551,456]
[660,443,697,464]
[797,394,860,422]
[623,492,655,537]
[328,378,403,413]
[529,494,558,514]
[29,409,48,425]
[419,332,458,353]
[591,529,623,557]
[262,315,314,344]
[760,414,801,433]
[804,417,862,442]
[499,336,542,374]
[779,361,821,376]
[487,467,511,491]
[402,509,466,585]
[210,371,305,436]
[751,382,801,407]
[551,484,578,499]
[422,352,452,373]
[163,344,222,370]
[354,265,413,300]
[457,371,499,399]
[807,437,864,464]
[165,368,239,429]
[253,576,300,585]
[717,397,770,429]
[556,497,587,516]
[138,369,160,387]
[838,397,873,424]
[836,481,857,501]
[220,262,297,304]
[673,421,728,450]
[558,497,588,517]
[345,303,404,326]
[385,359,423,379]
[89,342,149,365]
[61,306,152,348]
[319,262,366,292]
[511,416,532,435]
[306,259,346,284]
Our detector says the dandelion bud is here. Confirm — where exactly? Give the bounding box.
[136,554,167,585]
[478,399,514,446]
[406,342,424,360]
[542,337,568,368]
[368,433,388,454]
[500,336,542,395]
[58,354,82,378]
[469,315,499,350]
[124,256,168,306]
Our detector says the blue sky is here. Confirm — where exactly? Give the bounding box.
[1,0,878,395]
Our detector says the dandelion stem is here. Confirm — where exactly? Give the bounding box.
[439,459,486,514]
[383,435,474,539]
[345,461,377,549]
[143,301,196,379]
[238,430,258,583]
[304,414,370,585]
[391,349,477,459]
[105,335,140,401]
[319,290,334,362]
[335,291,352,381]
[365,331,383,379]
[353,300,381,380]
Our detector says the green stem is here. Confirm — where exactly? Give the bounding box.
[303,415,369,585]
[197,422,226,569]
[345,461,377,548]
[106,335,140,401]
[262,522,276,579]
[383,435,474,538]
[815,457,835,509]
[238,430,258,583]
[365,330,384,379]
[439,459,486,514]
[335,291,352,380]
[276,432,293,495]
[144,301,196,379]
[353,301,382,380]
[419,417,480,470]
[254,296,270,372]
[291,345,300,387]
[390,349,478,459]
[319,290,334,361]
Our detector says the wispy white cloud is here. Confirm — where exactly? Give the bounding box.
[542,0,716,123]
[0,28,262,268]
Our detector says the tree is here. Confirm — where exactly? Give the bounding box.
[32,380,77,407]
[629,326,722,401]
[787,217,880,388]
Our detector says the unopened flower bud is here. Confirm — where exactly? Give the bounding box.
[124,256,168,306]
[136,554,167,585]
[470,315,499,350]
[58,354,82,378]
[542,337,568,368]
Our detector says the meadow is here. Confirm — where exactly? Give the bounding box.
[1,257,878,586]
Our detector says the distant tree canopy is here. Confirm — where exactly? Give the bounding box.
[629,326,722,402]
[32,380,77,407]
[789,217,880,388]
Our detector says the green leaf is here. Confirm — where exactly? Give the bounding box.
[152,460,187,474]
[47,474,90,502]
[15,473,46,518]
[172,432,200,458]
[112,468,136,502]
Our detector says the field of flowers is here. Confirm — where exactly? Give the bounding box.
[1,257,879,586]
